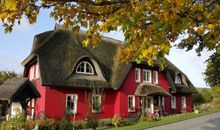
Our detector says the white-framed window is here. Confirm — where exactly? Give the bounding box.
[153,71,158,84]
[171,96,176,109]
[92,94,101,113]
[76,61,94,74]
[135,68,141,82]
[29,65,35,80]
[128,95,135,112]
[181,96,186,108]
[143,69,151,83]
[35,64,40,79]
[66,94,78,114]
[175,75,182,84]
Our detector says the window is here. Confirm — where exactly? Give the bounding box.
[143,69,151,83]
[29,66,35,80]
[175,75,182,84]
[171,96,176,109]
[181,96,186,108]
[128,95,135,112]
[135,68,141,82]
[92,95,101,113]
[76,61,94,74]
[36,64,40,79]
[153,71,158,84]
[66,94,78,114]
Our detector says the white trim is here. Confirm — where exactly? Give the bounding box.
[135,68,141,83]
[92,94,101,113]
[181,96,186,108]
[35,63,40,79]
[175,75,182,84]
[29,65,35,80]
[128,95,135,112]
[66,94,78,114]
[153,71,158,84]
[171,96,176,109]
[143,69,151,83]
[76,61,94,74]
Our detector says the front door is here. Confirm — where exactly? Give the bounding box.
[146,96,154,113]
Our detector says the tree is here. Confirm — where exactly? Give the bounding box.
[0,70,18,85]
[0,0,219,64]
[204,53,220,87]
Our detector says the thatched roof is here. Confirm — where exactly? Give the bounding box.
[22,30,197,93]
[135,83,171,96]
[0,78,40,101]
[164,59,197,93]
[22,30,131,89]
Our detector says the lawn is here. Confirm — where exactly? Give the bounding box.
[104,105,220,130]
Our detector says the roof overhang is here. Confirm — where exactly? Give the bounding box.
[135,83,171,97]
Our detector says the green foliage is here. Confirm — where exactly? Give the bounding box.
[204,53,220,87]
[37,118,56,130]
[1,0,219,64]
[98,119,112,127]
[0,111,25,130]
[56,118,73,130]
[73,120,89,129]
[85,114,98,130]
[112,114,122,127]
[200,89,213,102]
[24,119,36,130]
[0,70,18,85]
[211,86,220,98]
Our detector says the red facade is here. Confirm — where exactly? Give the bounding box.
[26,62,193,120]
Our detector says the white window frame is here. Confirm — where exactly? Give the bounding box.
[76,61,94,74]
[175,75,182,84]
[92,94,101,113]
[153,71,158,84]
[128,95,135,112]
[35,64,40,79]
[135,68,141,83]
[181,96,186,108]
[29,66,35,80]
[143,69,151,83]
[66,94,78,114]
[171,96,176,109]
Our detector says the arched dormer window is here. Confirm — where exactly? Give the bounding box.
[175,74,182,84]
[76,61,94,74]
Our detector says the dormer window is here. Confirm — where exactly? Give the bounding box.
[76,61,94,74]
[175,75,182,84]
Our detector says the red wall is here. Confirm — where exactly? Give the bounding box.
[27,62,193,120]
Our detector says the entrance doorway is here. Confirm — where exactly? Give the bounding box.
[139,96,154,114]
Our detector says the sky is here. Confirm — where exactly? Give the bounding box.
[0,10,213,88]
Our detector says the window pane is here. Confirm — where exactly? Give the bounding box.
[135,69,140,82]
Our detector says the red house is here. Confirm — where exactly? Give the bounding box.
[21,29,197,120]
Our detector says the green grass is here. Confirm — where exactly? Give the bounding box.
[103,105,220,130]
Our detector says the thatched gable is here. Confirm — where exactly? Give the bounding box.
[22,30,196,93]
[0,78,40,101]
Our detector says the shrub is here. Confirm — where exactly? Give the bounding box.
[85,114,98,130]
[73,120,88,129]
[120,118,136,127]
[112,114,122,127]
[98,119,112,127]
[211,86,220,98]
[24,119,36,130]
[147,113,157,122]
[37,118,56,130]
[56,118,73,130]
[0,121,11,130]
[201,89,213,102]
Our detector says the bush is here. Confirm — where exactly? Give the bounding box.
[73,120,88,129]
[120,118,136,127]
[56,118,73,130]
[112,114,122,127]
[98,119,112,127]
[147,113,158,122]
[0,121,11,130]
[201,89,213,102]
[211,86,220,98]
[37,118,56,130]
[85,114,98,130]
[24,119,36,130]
